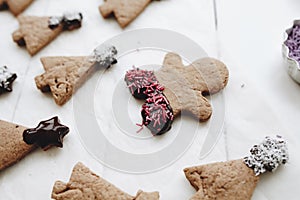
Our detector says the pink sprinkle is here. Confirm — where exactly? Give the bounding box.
[136,123,144,133]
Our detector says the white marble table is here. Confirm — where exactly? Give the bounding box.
[0,0,299,199]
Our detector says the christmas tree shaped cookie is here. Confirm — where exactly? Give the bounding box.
[184,136,288,200]
[35,45,117,105]
[0,116,69,171]
[52,162,159,199]
[0,0,33,16]
[12,12,83,56]
[99,0,154,28]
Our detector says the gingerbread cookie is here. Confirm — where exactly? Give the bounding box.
[125,52,229,135]
[0,66,17,95]
[99,0,156,28]
[35,45,117,105]
[52,162,160,200]
[0,0,33,16]
[184,136,288,200]
[12,12,83,56]
[0,116,69,171]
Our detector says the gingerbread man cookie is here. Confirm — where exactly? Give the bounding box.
[35,45,117,105]
[0,116,69,171]
[184,136,288,200]
[12,12,83,56]
[0,0,33,16]
[52,162,160,200]
[99,0,157,28]
[125,52,229,135]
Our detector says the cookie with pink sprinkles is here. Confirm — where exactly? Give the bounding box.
[125,52,229,136]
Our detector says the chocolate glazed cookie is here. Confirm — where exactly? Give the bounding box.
[0,116,69,171]
[125,52,229,136]
[125,67,174,135]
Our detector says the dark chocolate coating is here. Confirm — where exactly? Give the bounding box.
[48,16,62,29]
[133,88,148,99]
[63,19,81,30]
[0,2,8,10]
[0,66,17,95]
[124,68,174,135]
[63,13,83,30]
[141,102,173,136]
[23,116,69,150]
[48,12,83,31]
[99,55,118,69]
[124,78,149,100]
[15,38,26,46]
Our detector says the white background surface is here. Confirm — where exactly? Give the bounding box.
[0,0,300,199]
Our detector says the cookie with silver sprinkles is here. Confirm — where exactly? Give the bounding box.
[0,66,17,95]
[124,52,228,136]
[0,0,33,16]
[183,135,288,200]
[35,45,117,105]
[52,162,160,200]
[0,116,69,171]
[12,12,83,56]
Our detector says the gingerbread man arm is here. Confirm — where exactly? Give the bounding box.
[188,57,229,95]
